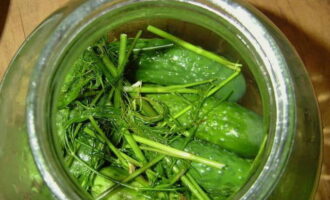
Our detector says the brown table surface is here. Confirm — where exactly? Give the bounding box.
[0,0,329,199]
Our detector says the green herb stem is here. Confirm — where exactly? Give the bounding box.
[84,127,146,169]
[168,166,188,186]
[89,116,127,166]
[205,69,241,98]
[122,128,147,163]
[147,25,241,70]
[123,155,165,183]
[133,43,174,52]
[124,31,142,66]
[91,89,104,106]
[124,86,199,94]
[117,34,127,73]
[120,152,143,167]
[180,175,208,200]
[161,157,210,200]
[105,87,115,105]
[114,87,122,109]
[118,31,143,76]
[186,172,211,200]
[166,78,217,89]
[134,135,225,169]
[100,52,118,77]
[96,156,165,200]
[84,127,157,183]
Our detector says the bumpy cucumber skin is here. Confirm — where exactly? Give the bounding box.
[172,139,252,200]
[149,94,264,157]
[135,46,246,102]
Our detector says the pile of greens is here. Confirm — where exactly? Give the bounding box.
[56,25,265,200]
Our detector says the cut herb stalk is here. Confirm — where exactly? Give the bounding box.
[96,156,165,200]
[147,25,241,71]
[122,128,147,163]
[164,156,210,200]
[98,46,118,77]
[84,127,158,181]
[89,116,127,167]
[124,78,216,94]
[117,33,128,73]
[124,86,199,94]
[133,43,174,52]
[133,135,225,169]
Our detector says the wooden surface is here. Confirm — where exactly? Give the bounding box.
[0,0,329,199]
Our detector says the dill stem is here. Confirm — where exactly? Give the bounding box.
[185,172,211,200]
[83,127,97,138]
[168,167,188,185]
[120,152,142,167]
[89,116,127,166]
[113,87,122,109]
[125,79,216,94]
[100,52,118,77]
[105,87,115,105]
[84,127,157,181]
[123,31,142,67]
[161,70,241,126]
[84,127,145,169]
[113,34,127,109]
[134,136,225,169]
[97,156,165,200]
[119,151,158,180]
[147,25,240,71]
[205,70,241,98]
[124,86,198,94]
[122,128,147,163]
[85,127,157,177]
[91,89,104,106]
[118,31,142,76]
[168,160,208,200]
[180,175,208,200]
[117,34,127,73]
[70,153,143,191]
[66,123,83,167]
[133,43,174,52]
[164,157,209,200]
[123,156,165,183]
[165,78,217,89]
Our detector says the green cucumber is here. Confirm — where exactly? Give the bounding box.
[135,46,246,101]
[171,139,252,200]
[148,94,264,157]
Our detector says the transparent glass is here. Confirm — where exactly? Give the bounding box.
[0,0,322,200]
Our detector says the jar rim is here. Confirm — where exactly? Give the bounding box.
[26,0,296,199]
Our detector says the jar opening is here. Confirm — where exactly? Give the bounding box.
[27,1,296,199]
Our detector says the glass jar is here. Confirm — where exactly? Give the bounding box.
[0,0,322,199]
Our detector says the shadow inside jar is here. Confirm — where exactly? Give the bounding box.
[0,0,11,39]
